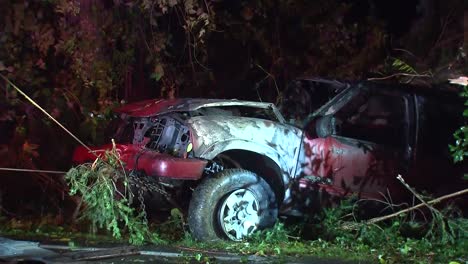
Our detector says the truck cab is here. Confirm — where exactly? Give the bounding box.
[298,81,466,202]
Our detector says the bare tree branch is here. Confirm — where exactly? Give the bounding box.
[342,188,468,230]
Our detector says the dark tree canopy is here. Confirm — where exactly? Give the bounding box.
[0,0,465,215]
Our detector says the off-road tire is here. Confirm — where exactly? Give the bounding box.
[188,169,278,242]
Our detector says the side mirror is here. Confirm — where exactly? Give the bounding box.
[316,115,340,138]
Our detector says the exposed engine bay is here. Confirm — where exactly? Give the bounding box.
[140,115,190,157]
[115,114,190,157]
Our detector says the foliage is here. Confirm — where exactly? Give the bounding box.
[306,199,468,263]
[64,144,160,245]
[0,1,217,212]
[450,78,468,163]
[155,208,186,241]
[391,58,418,75]
[0,0,214,160]
[451,124,468,163]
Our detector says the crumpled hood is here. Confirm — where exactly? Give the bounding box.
[114,99,182,117]
[113,98,276,117]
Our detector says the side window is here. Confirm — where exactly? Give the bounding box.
[337,94,406,147]
[418,96,463,157]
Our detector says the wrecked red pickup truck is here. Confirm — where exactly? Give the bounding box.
[73,80,466,241]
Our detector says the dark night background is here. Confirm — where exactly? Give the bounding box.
[0,0,466,220]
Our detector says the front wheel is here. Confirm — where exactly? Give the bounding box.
[188,169,278,242]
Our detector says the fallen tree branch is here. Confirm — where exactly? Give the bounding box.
[396,174,438,214]
[366,188,468,225]
[342,188,468,230]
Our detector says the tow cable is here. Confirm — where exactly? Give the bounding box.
[0,167,67,174]
[0,73,93,154]
[0,74,177,215]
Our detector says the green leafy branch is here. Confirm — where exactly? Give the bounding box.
[65,143,161,245]
[449,77,468,164]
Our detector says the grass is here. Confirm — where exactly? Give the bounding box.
[169,221,467,264]
[1,206,466,264]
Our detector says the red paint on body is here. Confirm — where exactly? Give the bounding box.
[72,144,207,179]
[303,135,397,199]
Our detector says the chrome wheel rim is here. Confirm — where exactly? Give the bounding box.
[219,189,260,241]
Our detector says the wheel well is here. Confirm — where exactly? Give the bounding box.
[213,150,285,204]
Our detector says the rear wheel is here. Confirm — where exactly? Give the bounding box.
[188,169,277,241]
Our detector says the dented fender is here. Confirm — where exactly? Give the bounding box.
[186,115,303,186]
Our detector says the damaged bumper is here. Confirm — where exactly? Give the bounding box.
[72,144,207,180]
